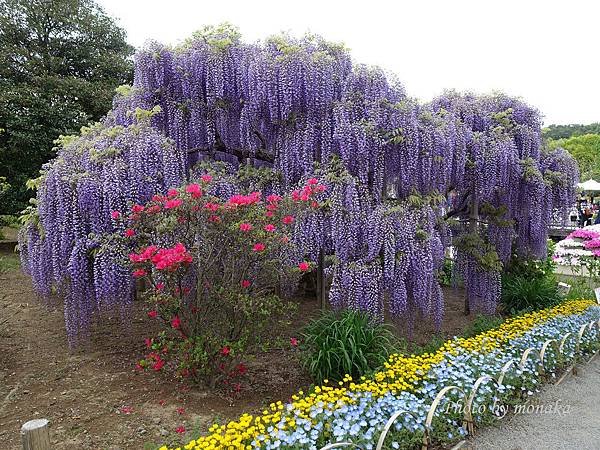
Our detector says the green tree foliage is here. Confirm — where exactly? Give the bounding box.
[0,0,134,214]
[548,134,600,180]
[542,123,600,140]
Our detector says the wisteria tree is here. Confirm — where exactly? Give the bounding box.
[19,24,579,343]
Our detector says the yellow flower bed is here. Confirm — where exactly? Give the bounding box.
[160,299,596,450]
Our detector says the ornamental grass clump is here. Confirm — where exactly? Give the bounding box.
[500,274,562,315]
[113,169,326,388]
[300,309,399,384]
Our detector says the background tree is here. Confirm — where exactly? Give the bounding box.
[548,134,600,181]
[0,0,133,214]
[543,123,600,140]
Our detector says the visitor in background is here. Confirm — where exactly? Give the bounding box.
[584,205,593,226]
[570,208,578,224]
[594,205,600,225]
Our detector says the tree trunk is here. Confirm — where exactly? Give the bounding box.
[316,249,326,309]
[466,192,479,315]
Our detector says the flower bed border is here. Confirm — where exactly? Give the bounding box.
[321,316,600,450]
[160,300,600,450]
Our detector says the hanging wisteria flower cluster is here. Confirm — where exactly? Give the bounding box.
[20,24,579,341]
[20,114,186,344]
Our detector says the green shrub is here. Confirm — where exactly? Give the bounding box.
[564,277,594,301]
[500,274,561,315]
[461,314,504,338]
[438,257,461,287]
[0,254,20,273]
[300,310,398,384]
[504,240,556,280]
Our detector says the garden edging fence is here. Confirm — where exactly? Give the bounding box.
[319,318,600,450]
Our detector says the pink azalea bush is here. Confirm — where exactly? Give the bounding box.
[566,228,600,240]
[117,170,325,388]
[584,238,600,250]
[554,225,600,267]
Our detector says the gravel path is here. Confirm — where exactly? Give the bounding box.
[466,356,600,450]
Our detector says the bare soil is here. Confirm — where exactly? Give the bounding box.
[0,254,476,449]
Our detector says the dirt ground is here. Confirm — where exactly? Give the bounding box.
[0,253,474,450]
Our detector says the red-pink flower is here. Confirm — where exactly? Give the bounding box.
[185,183,203,198]
[176,407,186,415]
[282,215,294,225]
[290,337,299,347]
[110,210,121,220]
[120,405,134,414]
[132,268,147,278]
[241,279,251,288]
[144,337,153,348]
[264,224,276,232]
[220,346,231,356]
[239,222,253,232]
[164,198,183,209]
[265,211,274,217]
[267,194,282,203]
[281,236,290,244]
[298,262,310,272]
[315,184,326,192]
[152,359,165,371]
[156,282,164,291]
[203,202,220,212]
[175,425,186,434]
[151,243,192,271]
[152,194,165,202]
[146,204,161,214]
[124,228,135,238]
[132,204,145,213]
[171,316,181,330]
[227,191,261,207]
[167,188,179,197]
[253,243,266,252]
[147,310,158,318]
[307,177,318,185]
[236,363,247,375]
[208,215,221,223]
[201,174,213,183]
[129,245,158,263]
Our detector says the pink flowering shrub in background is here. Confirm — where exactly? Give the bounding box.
[114,169,324,389]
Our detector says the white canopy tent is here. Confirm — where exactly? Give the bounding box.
[577,179,600,192]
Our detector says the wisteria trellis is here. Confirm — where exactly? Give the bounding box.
[19,25,579,343]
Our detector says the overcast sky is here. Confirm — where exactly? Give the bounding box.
[98,0,599,126]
